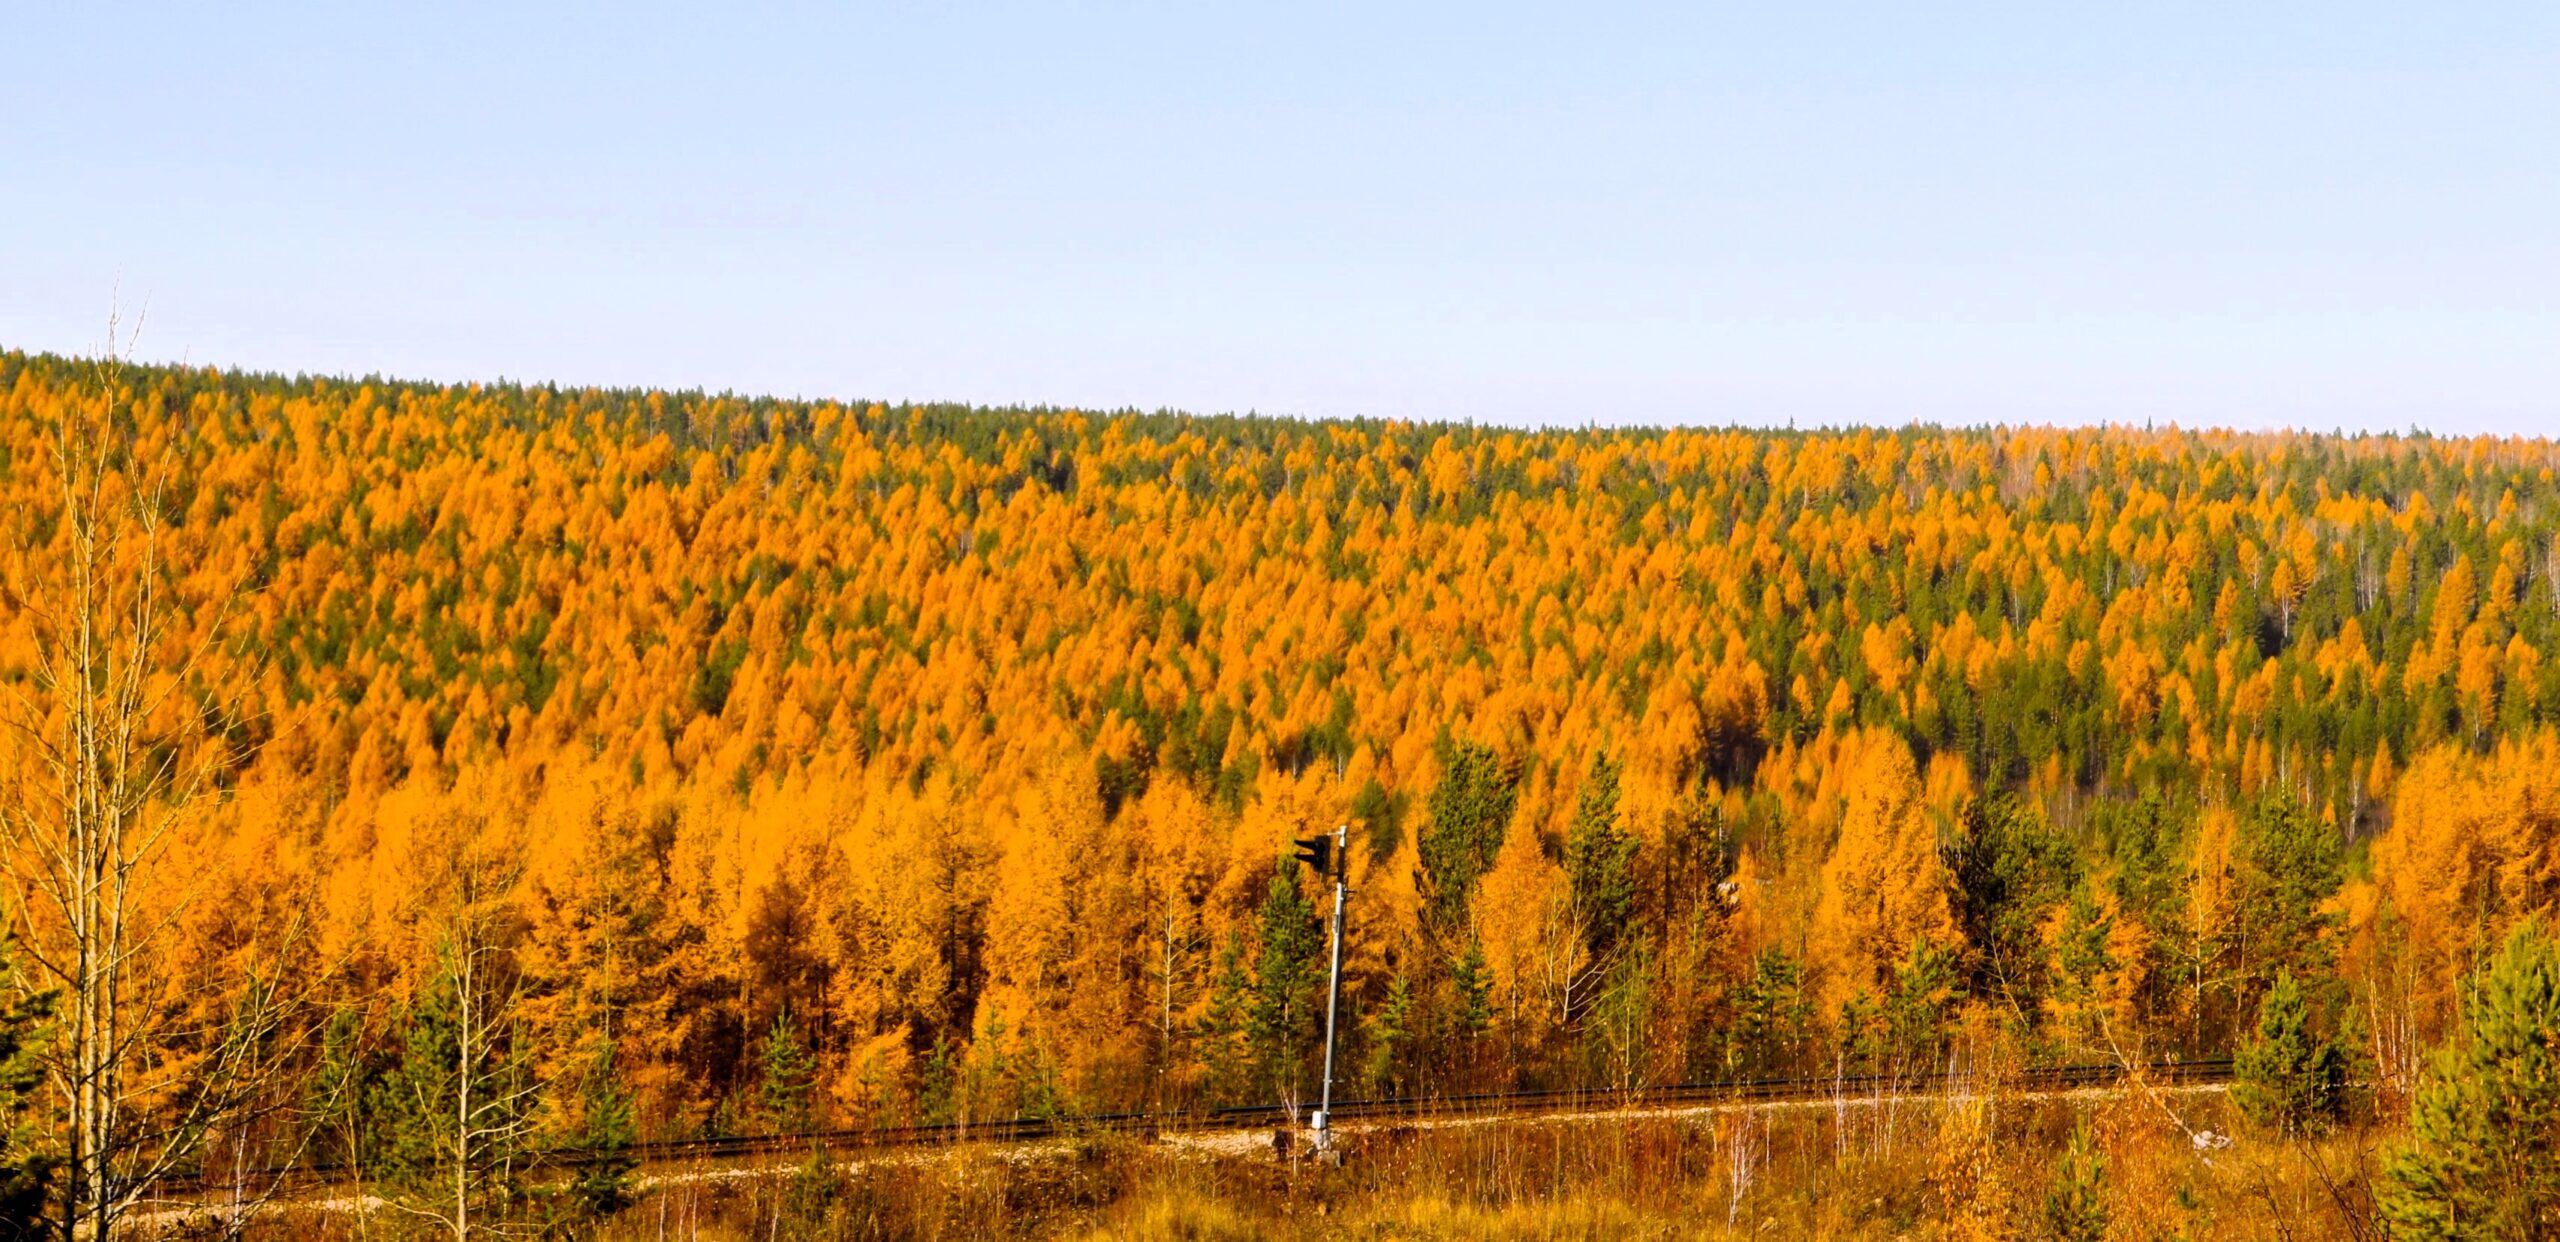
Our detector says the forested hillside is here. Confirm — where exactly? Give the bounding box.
[4,346,2558,1165]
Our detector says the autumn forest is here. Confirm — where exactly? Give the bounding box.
[4,347,2559,1237]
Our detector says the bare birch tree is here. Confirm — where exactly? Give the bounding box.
[0,316,302,1237]
[378,843,545,1240]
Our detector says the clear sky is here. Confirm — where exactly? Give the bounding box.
[5,3,2554,434]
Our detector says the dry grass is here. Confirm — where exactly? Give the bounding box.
[208,1091,2389,1240]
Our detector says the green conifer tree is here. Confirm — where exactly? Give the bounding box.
[2381,920,2560,1239]
[2047,882,2119,1052]
[1587,943,1654,1090]
[1731,948,1811,1076]
[2233,971,2344,1135]
[2043,1118,2109,1242]
[917,1035,960,1125]
[1362,974,1414,1098]
[1199,934,1255,1104]
[1564,753,1639,957]
[1246,867,1324,1099]
[1418,740,1517,930]
[1883,941,1960,1070]
[1450,938,1495,1041]
[756,1008,817,1136]
[1943,794,2075,1016]
[2239,793,2344,1001]
[374,934,542,1236]
[565,1037,639,1217]
[307,1006,377,1194]
[0,939,53,1239]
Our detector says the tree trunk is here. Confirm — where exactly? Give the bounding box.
[2,331,297,1238]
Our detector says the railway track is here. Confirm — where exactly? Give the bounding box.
[590,1056,2234,1167]
[157,1056,2232,1197]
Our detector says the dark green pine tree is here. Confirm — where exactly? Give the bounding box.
[1943,793,2076,1016]
[1450,938,1495,1042]
[1350,777,1405,859]
[1441,936,1497,1093]
[1564,752,1639,958]
[308,1006,378,1185]
[1731,947,1812,1077]
[2232,971,2344,1136]
[1417,739,1518,930]
[2239,793,2344,991]
[917,1035,961,1125]
[2094,792,2188,932]
[1199,934,1256,1104]
[2381,920,2560,1240]
[1881,941,1960,1069]
[0,937,53,1240]
[2042,1118,2109,1242]
[1362,974,1415,1098]
[2046,882,2120,1051]
[373,935,542,1235]
[1587,942,1655,1090]
[756,1008,818,1136]
[564,1036,639,1218]
[1246,866,1325,1100]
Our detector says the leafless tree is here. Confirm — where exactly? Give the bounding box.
[383,921,545,1239]
[367,810,547,1242]
[0,314,305,1237]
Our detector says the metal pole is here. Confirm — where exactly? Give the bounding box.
[1315,823,1347,1149]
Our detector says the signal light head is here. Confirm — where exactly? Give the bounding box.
[1293,834,1334,877]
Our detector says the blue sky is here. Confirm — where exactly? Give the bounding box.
[5,3,2554,433]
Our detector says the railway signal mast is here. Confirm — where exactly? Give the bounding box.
[1293,824,1350,1153]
